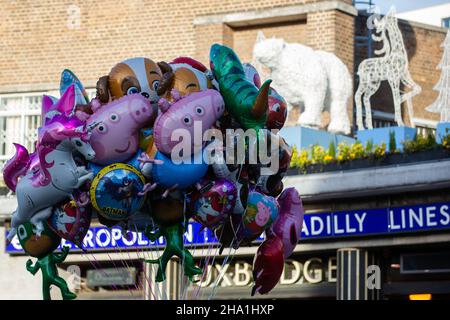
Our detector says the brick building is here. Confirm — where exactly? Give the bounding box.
[0,0,447,168]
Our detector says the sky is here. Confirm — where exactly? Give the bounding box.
[356,0,450,14]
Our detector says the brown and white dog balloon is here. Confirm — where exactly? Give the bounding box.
[96,57,171,108]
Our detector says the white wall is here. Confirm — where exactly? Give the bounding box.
[397,4,450,27]
[0,226,42,299]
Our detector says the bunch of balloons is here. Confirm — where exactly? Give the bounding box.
[3,45,304,300]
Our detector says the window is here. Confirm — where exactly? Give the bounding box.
[0,89,95,171]
[442,17,450,29]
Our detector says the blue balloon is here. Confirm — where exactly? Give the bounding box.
[152,150,208,189]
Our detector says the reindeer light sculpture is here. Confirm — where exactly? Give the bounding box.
[355,7,422,130]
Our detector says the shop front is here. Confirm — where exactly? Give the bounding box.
[4,191,450,300]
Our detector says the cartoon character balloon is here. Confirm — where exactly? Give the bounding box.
[48,198,92,247]
[189,178,237,229]
[153,89,225,156]
[156,56,216,102]
[210,44,271,130]
[87,94,157,165]
[90,163,146,221]
[240,189,279,238]
[243,63,287,130]
[96,57,167,108]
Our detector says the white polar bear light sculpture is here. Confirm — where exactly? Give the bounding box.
[253,32,352,135]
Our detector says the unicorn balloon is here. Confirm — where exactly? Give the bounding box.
[3,85,97,241]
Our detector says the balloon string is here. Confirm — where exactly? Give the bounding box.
[195,225,224,300]
[196,230,220,300]
[208,222,243,300]
[93,227,136,297]
[130,223,158,300]
[194,239,213,299]
[146,218,166,300]
[199,223,228,300]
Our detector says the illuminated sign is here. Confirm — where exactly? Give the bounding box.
[5,202,450,254]
[192,256,337,288]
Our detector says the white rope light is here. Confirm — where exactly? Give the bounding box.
[426,30,450,122]
[355,7,422,130]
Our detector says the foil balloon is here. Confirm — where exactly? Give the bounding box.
[87,94,157,165]
[266,89,288,130]
[151,150,209,191]
[243,63,262,89]
[4,85,96,243]
[16,221,61,259]
[89,163,146,221]
[60,69,90,105]
[153,89,224,156]
[242,63,287,130]
[48,199,92,247]
[26,245,77,300]
[139,128,155,156]
[210,44,271,130]
[271,188,304,259]
[96,57,164,109]
[189,178,237,229]
[144,223,202,282]
[16,222,77,300]
[251,236,285,296]
[241,189,279,238]
[150,191,186,226]
[2,143,30,192]
[257,133,293,197]
[157,56,215,101]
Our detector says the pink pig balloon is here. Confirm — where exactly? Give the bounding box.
[153,89,225,156]
[87,94,156,165]
[270,187,304,259]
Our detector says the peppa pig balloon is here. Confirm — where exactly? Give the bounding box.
[251,236,284,296]
[188,178,237,229]
[153,89,224,156]
[270,188,304,259]
[87,94,157,165]
[240,189,279,238]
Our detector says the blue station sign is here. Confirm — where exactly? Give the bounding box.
[5,202,450,254]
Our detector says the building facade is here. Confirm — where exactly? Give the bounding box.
[0,0,450,300]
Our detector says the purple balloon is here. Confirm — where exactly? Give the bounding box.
[270,187,304,259]
[2,143,30,192]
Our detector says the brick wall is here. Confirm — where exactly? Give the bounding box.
[2,0,444,129]
[232,20,308,64]
[0,0,353,89]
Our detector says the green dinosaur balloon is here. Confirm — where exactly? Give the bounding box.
[17,222,76,300]
[210,43,272,130]
[144,223,202,282]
